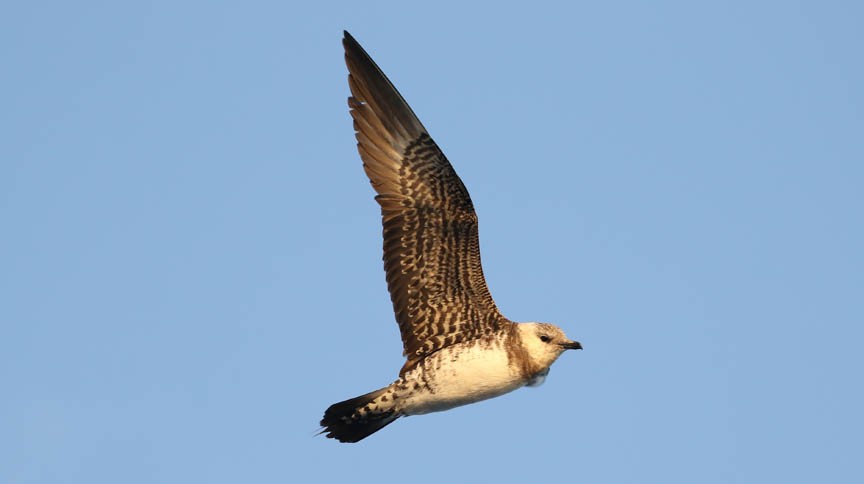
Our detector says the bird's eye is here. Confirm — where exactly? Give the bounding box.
[539,335,551,343]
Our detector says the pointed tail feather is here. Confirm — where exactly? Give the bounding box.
[320,387,400,443]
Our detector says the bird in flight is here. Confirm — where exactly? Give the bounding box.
[320,31,582,443]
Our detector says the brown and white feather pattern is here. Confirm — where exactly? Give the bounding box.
[343,32,509,374]
[320,32,581,443]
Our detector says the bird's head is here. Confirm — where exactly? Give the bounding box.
[517,322,582,369]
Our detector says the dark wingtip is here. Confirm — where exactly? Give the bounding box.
[343,30,357,47]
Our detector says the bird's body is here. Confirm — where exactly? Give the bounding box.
[320,32,582,443]
[358,336,523,419]
[387,327,540,416]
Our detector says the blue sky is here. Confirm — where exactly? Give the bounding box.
[2,1,863,483]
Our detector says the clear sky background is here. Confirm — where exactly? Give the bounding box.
[2,1,862,483]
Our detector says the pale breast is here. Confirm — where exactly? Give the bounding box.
[396,339,526,416]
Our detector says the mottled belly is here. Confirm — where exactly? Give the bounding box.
[396,342,525,416]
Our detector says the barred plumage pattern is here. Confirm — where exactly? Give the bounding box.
[343,32,511,375]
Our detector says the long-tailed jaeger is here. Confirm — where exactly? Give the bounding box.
[320,31,582,443]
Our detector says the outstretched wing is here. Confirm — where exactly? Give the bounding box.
[342,31,508,373]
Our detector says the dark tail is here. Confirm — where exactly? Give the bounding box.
[320,387,400,443]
